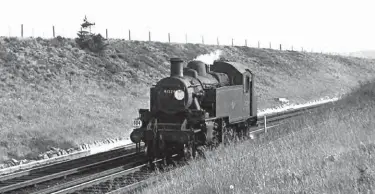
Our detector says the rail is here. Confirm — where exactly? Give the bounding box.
[0,143,144,193]
[257,102,331,124]
[40,155,178,194]
[34,153,148,194]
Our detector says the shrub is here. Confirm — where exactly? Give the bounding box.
[75,16,108,53]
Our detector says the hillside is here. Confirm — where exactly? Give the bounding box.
[1,36,375,163]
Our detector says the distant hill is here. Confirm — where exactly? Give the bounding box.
[346,50,375,59]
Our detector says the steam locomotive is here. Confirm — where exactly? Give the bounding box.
[130,57,257,163]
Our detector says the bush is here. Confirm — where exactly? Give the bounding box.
[75,16,108,53]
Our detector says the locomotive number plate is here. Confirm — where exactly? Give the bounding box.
[164,89,175,94]
[133,119,143,128]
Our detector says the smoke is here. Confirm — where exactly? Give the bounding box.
[194,50,222,65]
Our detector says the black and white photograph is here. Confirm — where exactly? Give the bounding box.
[0,0,374,193]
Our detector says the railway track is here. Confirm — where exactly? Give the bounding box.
[258,102,330,124]
[0,144,145,194]
[0,101,332,194]
[45,155,180,194]
[33,153,151,194]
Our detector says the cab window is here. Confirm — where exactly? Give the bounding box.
[244,75,250,93]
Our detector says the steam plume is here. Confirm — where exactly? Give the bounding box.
[194,50,222,65]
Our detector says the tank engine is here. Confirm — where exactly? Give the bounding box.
[130,57,257,162]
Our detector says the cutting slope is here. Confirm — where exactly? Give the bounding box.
[1,37,375,162]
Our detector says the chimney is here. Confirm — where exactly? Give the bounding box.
[170,58,184,77]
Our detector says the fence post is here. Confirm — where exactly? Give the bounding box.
[232,38,234,47]
[21,24,23,38]
[264,115,267,133]
[52,26,55,38]
[301,47,303,52]
[245,39,247,47]
[149,31,151,41]
[202,36,204,44]
[269,42,271,49]
[128,29,131,41]
[292,46,293,51]
[106,29,108,39]
[168,33,170,43]
[217,37,219,46]
[279,44,282,51]
[258,41,260,48]
[185,33,187,44]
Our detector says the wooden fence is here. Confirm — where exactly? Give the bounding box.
[5,24,336,54]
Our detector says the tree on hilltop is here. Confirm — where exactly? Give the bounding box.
[75,16,108,53]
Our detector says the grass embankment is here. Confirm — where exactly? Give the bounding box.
[140,81,375,194]
[1,36,375,163]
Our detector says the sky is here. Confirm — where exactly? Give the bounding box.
[0,0,374,53]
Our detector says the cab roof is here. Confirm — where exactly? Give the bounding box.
[211,60,253,75]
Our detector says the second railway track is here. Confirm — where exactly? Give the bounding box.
[0,144,145,194]
[46,155,181,194]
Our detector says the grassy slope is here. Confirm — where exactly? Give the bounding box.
[139,81,375,194]
[1,36,375,162]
